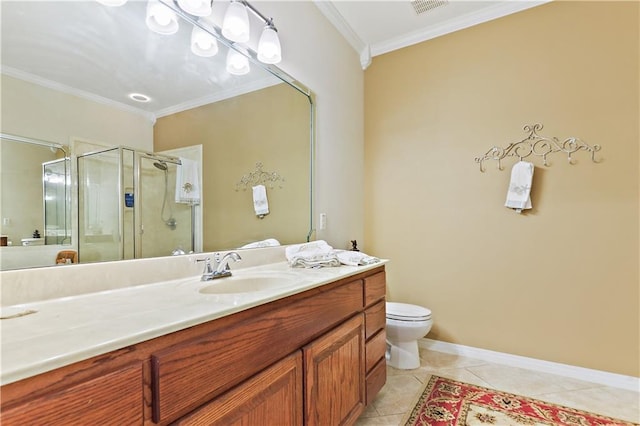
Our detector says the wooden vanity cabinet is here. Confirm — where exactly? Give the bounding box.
[0,266,386,426]
[363,272,387,405]
[0,362,143,425]
[174,351,303,426]
[304,314,366,426]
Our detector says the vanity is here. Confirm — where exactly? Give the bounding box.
[0,249,387,425]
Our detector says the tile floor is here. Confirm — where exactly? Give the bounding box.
[356,348,640,425]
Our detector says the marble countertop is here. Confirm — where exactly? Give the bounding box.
[0,260,386,386]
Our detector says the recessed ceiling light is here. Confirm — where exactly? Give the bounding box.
[129,93,151,103]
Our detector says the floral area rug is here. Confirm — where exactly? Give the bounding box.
[402,375,638,426]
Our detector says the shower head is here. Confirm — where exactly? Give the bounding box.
[153,161,168,171]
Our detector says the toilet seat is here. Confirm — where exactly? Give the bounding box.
[386,302,432,321]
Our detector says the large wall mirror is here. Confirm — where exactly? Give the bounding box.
[0,0,313,271]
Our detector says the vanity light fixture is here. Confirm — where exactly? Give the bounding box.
[97,0,282,71]
[257,19,281,64]
[177,0,212,17]
[191,17,219,57]
[221,0,250,43]
[226,44,250,75]
[145,0,179,35]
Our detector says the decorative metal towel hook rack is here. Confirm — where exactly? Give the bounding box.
[235,162,285,191]
[475,124,601,172]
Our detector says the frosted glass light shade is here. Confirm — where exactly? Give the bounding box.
[257,26,281,64]
[177,0,212,17]
[97,0,128,6]
[191,25,219,57]
[226,45,250,75]
[221,1,250,43]
[146,0,179,35]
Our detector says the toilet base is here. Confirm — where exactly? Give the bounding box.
[387,340,421,369]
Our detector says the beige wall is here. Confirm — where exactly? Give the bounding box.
[154,83,311,250]
[0,140,58,245]
[261,1,365,250]
[364,1,639,376]
[0,75,153,150]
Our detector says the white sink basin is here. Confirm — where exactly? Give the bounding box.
[199,272,299,294]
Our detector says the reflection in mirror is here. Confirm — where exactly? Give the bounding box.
[0,1,313,271]
[0,134,72,270]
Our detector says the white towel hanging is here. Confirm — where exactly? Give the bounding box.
[252,184,269,217]
[505,161,534,213]
[175,158,201,205]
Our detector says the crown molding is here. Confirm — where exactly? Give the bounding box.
[1,66,156,123]
[312,0,371,69]
[314,1,550,67]
[154,76,282,118]
[371,1,551,57]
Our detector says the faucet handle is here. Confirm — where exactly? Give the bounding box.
[197,257,213,275]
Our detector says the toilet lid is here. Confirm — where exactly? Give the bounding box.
[386,302,431,321]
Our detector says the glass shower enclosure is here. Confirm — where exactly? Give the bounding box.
[77,146,193,263]
[43,158,71,245]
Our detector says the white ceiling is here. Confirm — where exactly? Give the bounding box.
[0,1,281,121]
[0,1,549,120]
[315,0,550,68]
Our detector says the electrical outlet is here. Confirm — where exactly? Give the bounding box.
[319,213,327,230]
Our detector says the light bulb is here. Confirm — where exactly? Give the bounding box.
[177,0,212,17]
[221,1,250,43]
[191,24,219,57]
[257,25,281,64]
[146,0,179,35]
[226,45,250,75]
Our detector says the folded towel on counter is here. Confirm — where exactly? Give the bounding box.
[253,184,269,217]
[505,161,534,213]
[239,238,281,249]
[335,250,380,266]
[286,240,381,268]
[175,158,201,205]
[285,240,340,268]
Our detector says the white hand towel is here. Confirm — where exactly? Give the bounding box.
[505,161,534,213]
[239,238,280,249]
[285,240,340,268]
[175,158,201,205]
[335,250,380,266]
[252,184,269,217]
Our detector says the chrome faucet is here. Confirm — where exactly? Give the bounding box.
[199,252,242,281]
[214,252,242,278]
[198,257,215,281]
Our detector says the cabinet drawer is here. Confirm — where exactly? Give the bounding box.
[364,271,386,307]
[365,358,387,406]
[151,280,364,423]
[366,329,387,373]
[365,300,386,339]
[0,363,143,425]
[175,352,303,426]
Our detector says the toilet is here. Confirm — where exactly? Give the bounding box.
[385,302,433,369]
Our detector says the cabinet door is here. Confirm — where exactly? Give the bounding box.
[0,363,143,425]
[304,314,365,426]
[175,352,303,426]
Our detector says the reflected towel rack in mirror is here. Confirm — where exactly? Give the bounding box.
[474,124,602,172]
[235,162,285,191]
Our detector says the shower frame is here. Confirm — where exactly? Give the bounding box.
[77,146,193,263]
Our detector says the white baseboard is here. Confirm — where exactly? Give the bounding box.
[419,338,640,392]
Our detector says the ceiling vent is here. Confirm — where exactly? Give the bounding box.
[410,0,449,15]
